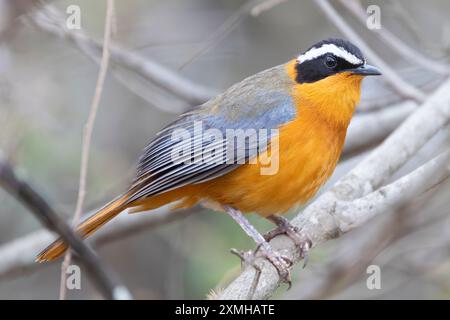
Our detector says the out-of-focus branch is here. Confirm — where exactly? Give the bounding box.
[0,159,131,300]
[27,5,216,106]
[0,205,199,280]
[178,0,258,70]
[219,149,450,299]
[0,0,43,40]
[335,151,449,229]
[250,0,289,16]
[344,101,416,155]
[288,209,409,299]
[339,0,450,75]
[218,77,450,299]
[314,0,426,103]
[287,185,450,299]
[59,0,114,301]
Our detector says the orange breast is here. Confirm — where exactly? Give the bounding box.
[198,107,347,216]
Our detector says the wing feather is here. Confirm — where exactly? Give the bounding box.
[127,65,296,203]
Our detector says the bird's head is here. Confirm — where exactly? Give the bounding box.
[287,38,381,124]
[293,38,380,83]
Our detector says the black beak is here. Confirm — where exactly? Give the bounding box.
[351,64,382,76]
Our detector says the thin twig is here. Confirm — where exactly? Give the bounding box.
[178,0,259,70]
[59,0,114,300]
[28,5,191,113]
[338,0,450,75]
[250,0,289,16]
[0,205,199,280]
[28,5,216,106]
[0,159,130,300]
[314,0,426,103]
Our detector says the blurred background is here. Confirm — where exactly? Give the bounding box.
[0,0,449,299]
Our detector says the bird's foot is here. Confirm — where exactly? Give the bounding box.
[260,245,293,287]
[224,206,293,288]
[232,244,293,288]
[265,216,312,268]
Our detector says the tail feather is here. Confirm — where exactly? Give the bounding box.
[36,194,129,262]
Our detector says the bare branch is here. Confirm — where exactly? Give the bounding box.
[218,77,450,299]
[339,0,450,75]
[287,185,450,299]
[250,0,289,16]
[0,205,199,280]
[344,101,417,155]
[314,0,426,103]
[59,0,114,300]
[219,149,450,299]
[336,150,450,230]
[0,159,130,300]
[339,81,450,198]
[178,0,258,70]
[27,5,216,106]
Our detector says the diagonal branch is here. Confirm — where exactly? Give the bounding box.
[219,149,450,299]
[218,77,450,299]
[314,0,426,103]
[27,5,216,106]
[250,0,289,16]
[338,0,450,75]
[344,100,416,155]
[0,204,199,280]
[177,0,259,70]
[0,159,131,300]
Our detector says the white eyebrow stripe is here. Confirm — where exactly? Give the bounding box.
[297,43,363,65]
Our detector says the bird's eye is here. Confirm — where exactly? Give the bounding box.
[325,56,337,69]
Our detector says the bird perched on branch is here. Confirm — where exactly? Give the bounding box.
[37,38,381,283]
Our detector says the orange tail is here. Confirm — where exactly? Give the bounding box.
[36,194,129,263]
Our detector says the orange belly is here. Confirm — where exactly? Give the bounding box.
[198,109,346,216]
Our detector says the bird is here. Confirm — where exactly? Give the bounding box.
[36,38,381,281]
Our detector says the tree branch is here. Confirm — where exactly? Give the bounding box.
[0,204,199,280]
[218,77,450,299]
[27,5,216,106]
[314,0,426,103]
[59,0,114,300]
[219,149,450,299]
[287,186,450,299]
[0,159,131,300]
[344,101,416,155]
[177,0,259,70]
[338,0,450,75]
[250,0,289,16]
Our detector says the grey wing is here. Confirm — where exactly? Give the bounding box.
[127,87,296,203]
[128,117,239,202]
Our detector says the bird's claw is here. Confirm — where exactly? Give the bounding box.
[231,246,293,288]
[264,217,312,268]
[262,249,293,288]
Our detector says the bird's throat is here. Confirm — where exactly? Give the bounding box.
[286,60,362,129]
